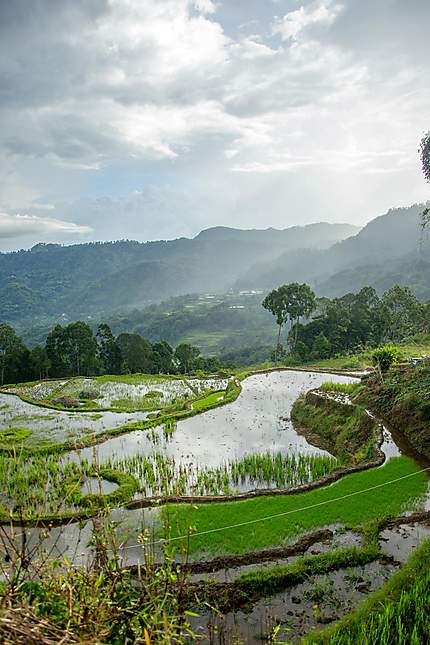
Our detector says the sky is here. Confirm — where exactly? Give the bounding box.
[0,0,429,251]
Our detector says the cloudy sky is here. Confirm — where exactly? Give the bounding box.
[1,0,429,251]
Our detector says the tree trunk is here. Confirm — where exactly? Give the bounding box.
[294,316,300,349]
[276,323,282,360]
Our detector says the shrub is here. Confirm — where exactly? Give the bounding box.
[79,389,100,400]
[371,345,401,372]
[51,396,81,408]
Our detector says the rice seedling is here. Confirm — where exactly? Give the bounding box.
[0,427,32,444]
[0,453,88,517]
[320,382,361,396]
[168,456,427,556]
[104,450,339,498]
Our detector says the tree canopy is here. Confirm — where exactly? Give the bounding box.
[420,131,430,229]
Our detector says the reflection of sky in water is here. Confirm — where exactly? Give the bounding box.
[0,393,152,444]
[7,506,157,568]
[72,370,357,468]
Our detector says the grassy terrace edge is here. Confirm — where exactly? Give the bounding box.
[303,538,430,644]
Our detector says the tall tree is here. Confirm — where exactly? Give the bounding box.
[381,285,424,341]
[45,325,69,376]
[29,346,50,380]
[262,287,289,359]
[0,324,28,385]
[174,343,200,374]
[117,333,155,373]
[420,131,430,229]
[284,283,316,350]
[63,322,98,376]
[96,323,122,374]
[152,341,175,374]
[46,322,98,376]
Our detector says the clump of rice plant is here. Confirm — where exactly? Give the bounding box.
[0,427,32,444]
[144,390,164,399]
[104,450,339,498]
[320,382,360,395]
[0,453,90,516]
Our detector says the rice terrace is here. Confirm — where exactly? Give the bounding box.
[0,353,430,643]
[2,1,430,642]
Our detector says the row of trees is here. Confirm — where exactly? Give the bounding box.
[0,321,219,385]
[263,283,430,361]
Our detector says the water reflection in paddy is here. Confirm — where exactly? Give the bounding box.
[0,393,152,445]
[71,371,357,468]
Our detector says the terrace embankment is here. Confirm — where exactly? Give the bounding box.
[291,387,381,466]
[358,366,430,460]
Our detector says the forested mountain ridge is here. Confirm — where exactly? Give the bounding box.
[0,222,357,326]
[236,204,429,294]
[1,204,429,336]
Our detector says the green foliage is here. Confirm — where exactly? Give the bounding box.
[0,449,139,521]
[291,394,377,464]
[293,285,429,363]
[0,323,29,386]
[174,343,201,374]
[420,130,430,185]
[0,427,32,444]
[311,332,331,359]
[191,390,225,410]
[361,365,430,458]
[371,344,401,372]
[237,545,380,595]
[0,453,86,517]
[106,450,339,497]
[96,322,122,374]
[117,332,155,374]
[263,282,316,358]
[381,285,425,341]
[81,468,139,510]
[319,382,360,395]
[46,322,98,377]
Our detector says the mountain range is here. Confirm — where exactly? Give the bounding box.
[0,221,357,326]
[1,203,429,341]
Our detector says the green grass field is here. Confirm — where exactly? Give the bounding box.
[166,456,428,556]
[191,390,225,410]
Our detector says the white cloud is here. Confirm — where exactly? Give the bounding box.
[192,0,217,15]
[0,0,429,242]
[0,212,92,239]
[272,0,344,41]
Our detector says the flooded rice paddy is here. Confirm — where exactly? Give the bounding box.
[61,371,357,496]
[2,369,430,642]
[71,371,356,466]
[0,374,229,446]
[191,560,400,644]
[0,392,152,445]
